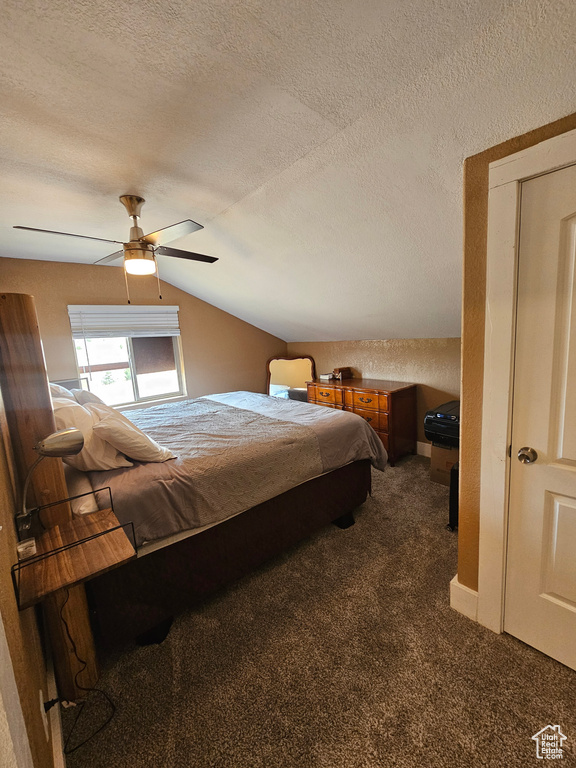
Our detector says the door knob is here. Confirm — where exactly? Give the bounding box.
[517,446,538,464]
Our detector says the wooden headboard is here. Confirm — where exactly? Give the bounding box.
[0,293,97,700]
[0,293,69,524]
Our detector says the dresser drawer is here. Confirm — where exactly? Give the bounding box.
[354,409,389,431]
[354,407,380,428]
[378,393,389,412]
[352,391,379,410]
[316,386,341,405]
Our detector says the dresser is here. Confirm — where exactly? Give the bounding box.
[307,378,417,465]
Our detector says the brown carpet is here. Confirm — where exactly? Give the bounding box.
[64,456,576,767]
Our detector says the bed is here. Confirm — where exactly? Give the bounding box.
[0,292,385,696]
[58,390,387,647]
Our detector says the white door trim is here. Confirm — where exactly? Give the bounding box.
[477,126,576,633]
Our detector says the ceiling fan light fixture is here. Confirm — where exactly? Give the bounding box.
[123,242,157,275]
[124,256,156,275]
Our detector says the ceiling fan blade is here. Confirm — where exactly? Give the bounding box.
[156,246,218,263]
[14,226,122,245]
[94,250,124,265]
[142,219,203,247]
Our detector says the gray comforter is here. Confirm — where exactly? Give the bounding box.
[87,391,387,547]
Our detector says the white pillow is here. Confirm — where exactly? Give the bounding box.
[51,397,133,472]
[72,389,105,406]
[87,402,175,463]
[50,383,75,400]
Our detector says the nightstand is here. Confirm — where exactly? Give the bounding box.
[12,505,135,610]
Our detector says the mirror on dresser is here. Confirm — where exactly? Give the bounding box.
[266,355,316,402]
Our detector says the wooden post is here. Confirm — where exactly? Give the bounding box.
[0,293,97,700]
[0,293,70,524]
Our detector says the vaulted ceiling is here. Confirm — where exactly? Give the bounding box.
[2,0,576,341]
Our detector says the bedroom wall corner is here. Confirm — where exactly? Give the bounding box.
[459,110,576,593]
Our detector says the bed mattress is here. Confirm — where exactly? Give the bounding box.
[86,391,387,547]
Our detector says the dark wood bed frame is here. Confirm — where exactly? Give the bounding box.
[88,458,371,649]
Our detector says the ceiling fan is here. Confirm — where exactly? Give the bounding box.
[14,195,218,301]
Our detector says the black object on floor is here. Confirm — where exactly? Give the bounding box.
[448,461,459,531]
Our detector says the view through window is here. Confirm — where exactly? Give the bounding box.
[75,336,183,406]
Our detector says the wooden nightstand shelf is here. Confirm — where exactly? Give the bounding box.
[12,505,136,610]
[307,378,417,464]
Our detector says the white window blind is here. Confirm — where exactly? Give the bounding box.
[67,305,180,339]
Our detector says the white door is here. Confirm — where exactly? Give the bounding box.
[505,163,576,670]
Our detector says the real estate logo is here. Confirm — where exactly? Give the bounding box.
[532,725,567,759]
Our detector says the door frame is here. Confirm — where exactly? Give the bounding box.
[477,127,576,633]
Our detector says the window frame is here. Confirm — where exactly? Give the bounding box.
[74,334,186,407]
[68,305,186,407]
[128,335,185,405]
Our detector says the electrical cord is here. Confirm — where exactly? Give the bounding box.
[57,589,116,755]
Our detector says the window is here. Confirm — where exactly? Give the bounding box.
[68,306,185,406]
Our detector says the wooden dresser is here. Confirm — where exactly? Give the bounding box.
[307,378,417,464]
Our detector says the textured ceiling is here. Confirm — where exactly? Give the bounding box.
[2,0,576,341]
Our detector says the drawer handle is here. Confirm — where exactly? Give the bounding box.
[364,416,373,422]
[359,396,372,403]
[320,391,330,397]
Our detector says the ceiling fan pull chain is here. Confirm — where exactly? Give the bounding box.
[123,265,132,305]
[155,256,163,301]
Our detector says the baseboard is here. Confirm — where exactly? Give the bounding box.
[450,574,478,621]
[417,441,431,458]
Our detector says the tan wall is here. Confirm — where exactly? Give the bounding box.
[0,258,286,396]
[459,112,576,591]
[287,338,461,442]
[0,395,54,768]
